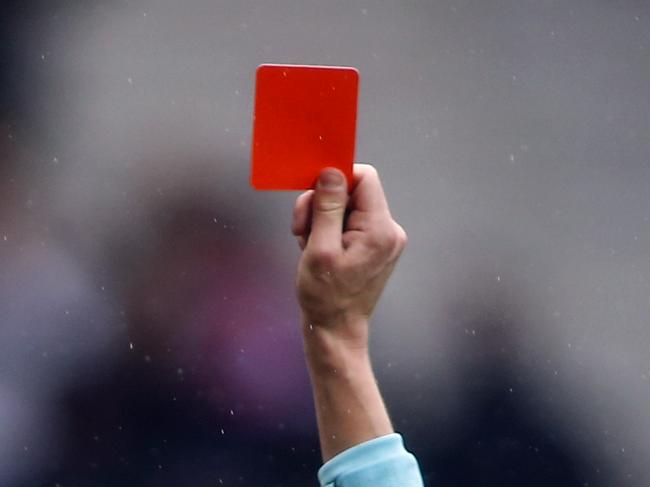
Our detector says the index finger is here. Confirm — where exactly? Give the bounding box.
[349,164,390,214]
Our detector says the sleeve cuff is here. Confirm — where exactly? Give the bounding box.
[318,433,423,486]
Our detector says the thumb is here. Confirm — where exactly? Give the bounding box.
[308,168,348,253]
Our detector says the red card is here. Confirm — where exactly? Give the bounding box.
[250,64,359,190]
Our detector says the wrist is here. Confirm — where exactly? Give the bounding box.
[301,316,370,377]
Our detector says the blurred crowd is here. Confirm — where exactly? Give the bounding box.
[1,1,649,486]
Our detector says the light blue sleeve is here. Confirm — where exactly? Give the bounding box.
[317,433,424,487]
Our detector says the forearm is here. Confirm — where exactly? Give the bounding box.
[294,166,422,485]
[302,317,394,462]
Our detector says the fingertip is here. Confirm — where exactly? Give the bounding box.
[317,167,346,190]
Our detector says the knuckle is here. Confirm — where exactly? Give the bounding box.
[361,164,379,183]
[366,227,395,252]
[355,163,379,183]
[394,223,408,249]
[298,189,313,203]
[384,228,399,249]
[294,191,312,210]
[366,221,407,254]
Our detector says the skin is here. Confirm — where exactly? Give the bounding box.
[292,164,408,462]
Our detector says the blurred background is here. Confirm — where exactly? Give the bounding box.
[1,0,649,485]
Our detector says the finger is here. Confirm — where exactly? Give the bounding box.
[307,167,348,253]
[292,190,314,237]
[349,164,390,214]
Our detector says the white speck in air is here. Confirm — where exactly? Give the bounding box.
[127,77,133,85]
[318,135,324,141]
[224,127,230,133]
[282,70,287,77]
[509,154,515,163]
[64,309,70,315]
[509,387,513,393]
[235,89,240,95]
[2,235,7,241]
[361,8,368,15]
[52,157,59,163]
[331,434,336,439]
[40,53,46,60]
[496,275,501,282]
[129,342,134,350]
[221,428,225,435]
[308,323,314,331]
[230,409,234,416]
[144,355,151,363]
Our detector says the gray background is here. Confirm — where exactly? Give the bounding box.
[1,1,649,485]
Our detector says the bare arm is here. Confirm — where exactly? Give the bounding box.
[292,164,407,462]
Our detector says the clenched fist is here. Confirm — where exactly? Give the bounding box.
[292,164,407,352]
